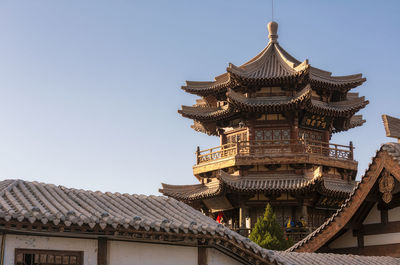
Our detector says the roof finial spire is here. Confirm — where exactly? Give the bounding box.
[267,21,278,43]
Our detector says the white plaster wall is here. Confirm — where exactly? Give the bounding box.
[4,234,97,265]
[388,207,400,222]
[207,248,243,265]
[328,230,357,249]
[364,232,400,246]
[109,241,197,265]
[362,203,381,224]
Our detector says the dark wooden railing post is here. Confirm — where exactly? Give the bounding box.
[349,141,354,160]
[236,141,240,156]
[196,146,200,164]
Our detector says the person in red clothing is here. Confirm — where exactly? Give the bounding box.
[216,212,224,223]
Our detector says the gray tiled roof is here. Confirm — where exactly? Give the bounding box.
[273,251,400,265]
[0,179,398,264]
[219,171,317,192]
[0,179,282,264]
[0,179,226,232]
[322,178,357,194]
[227,43,308,79]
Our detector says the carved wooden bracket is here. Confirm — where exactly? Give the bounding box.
[379,170,395,203]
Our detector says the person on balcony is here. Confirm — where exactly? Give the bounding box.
[285,217,295,232]
[296,216,307,232]
[216,212,224,224]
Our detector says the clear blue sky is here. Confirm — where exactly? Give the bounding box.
[0,0,399,195]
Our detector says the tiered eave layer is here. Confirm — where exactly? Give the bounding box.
[183,42,366,97]
[179,88,368,122]
[178,104,235,121]
[160,171,356,202]
[308,96,369,117]
[226,85,311,112]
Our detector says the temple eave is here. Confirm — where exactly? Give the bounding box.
[181,71,365,98]
[159,182,222,201]
[226,86,311,112]
[178,105,234,121]
[309,70,366,89]
[307,99,369,118]
[227,70,306,86]
[333,115,366,133]
[161,174,355,202]
[190,121,218,136]
[178,98,368,124]
[182,74,231,96]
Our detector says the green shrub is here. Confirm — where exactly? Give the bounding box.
[249,204,293,250]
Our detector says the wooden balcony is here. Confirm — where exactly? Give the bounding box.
[232,227,312,243]
[193,140,357,175]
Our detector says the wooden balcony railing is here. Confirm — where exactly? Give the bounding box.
[196,139,354,165]
[232,227,312,242]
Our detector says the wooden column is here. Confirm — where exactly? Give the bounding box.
[219,129,226,145]
[239,204,249,236]
[381,208,388,224]
[324,130,330,143]
[247,120,255,156]
[239,207,244,229]
[198,247,208,265]
[97,238,107,265]
[301,204,309,230]
[0,233,5,265]
[357,233,364,248]
[248,120,255,141]
[291,206,296,222]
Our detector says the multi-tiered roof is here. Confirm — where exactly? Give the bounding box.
[179,22,368,136]
[161,22,368,222]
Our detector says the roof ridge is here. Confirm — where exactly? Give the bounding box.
[2,178,160,199]
[228,43,303,79]
[0,179,21,197]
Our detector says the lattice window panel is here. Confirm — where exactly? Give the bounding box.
[15,249,83,265]
[254,128,290,143]
[298,129,323,142]
[226,131,247,144]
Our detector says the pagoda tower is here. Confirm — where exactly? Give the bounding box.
[160,21,368,240]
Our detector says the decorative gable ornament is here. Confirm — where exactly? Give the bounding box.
[379,170,395,203]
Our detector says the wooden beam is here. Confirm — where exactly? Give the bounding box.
[198,247,208,265]
[365,193,380,202]
[97,238,107,265]
[381,208,388,224]
[329,243,400,257]
[355,221,400,236]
